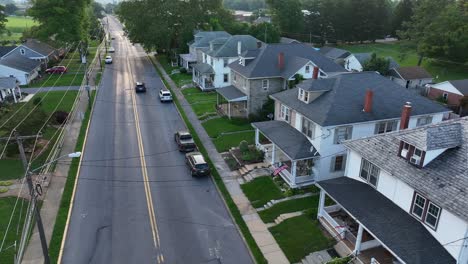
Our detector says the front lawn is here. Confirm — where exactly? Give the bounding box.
[171,73,193,88]
[0,197,28,264]
[241,176,284,208]
[25,73,85,88]
[212,131,255,152]
[1,16,38,41]
[259,195,319,223]
[182,88,217,117]
[202,117,253,138]
[270,215,334,263]
[156,54,178,74]
[0,159,24,181]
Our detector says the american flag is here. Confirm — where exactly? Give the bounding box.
[273,164,289,176]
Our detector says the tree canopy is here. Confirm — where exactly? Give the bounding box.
[224,0,266,11]
[363,53,390,75]
[4,3,17,15]
[0,5,7,35]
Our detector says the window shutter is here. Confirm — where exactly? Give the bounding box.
[330,156,336,172]
[341,154,347,171]
[346,126,353,140]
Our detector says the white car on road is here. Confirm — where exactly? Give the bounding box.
[105,55,113,64]
[159,90,172,102]
[108,46,115,53]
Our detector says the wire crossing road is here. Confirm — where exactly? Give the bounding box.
[60,16,253,264]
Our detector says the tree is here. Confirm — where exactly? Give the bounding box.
[249,22,280,43]
[0,5,7,34]
[4,3,17,15]
[105,3,115,14]
[391,0,414,36]
[363,53,390,75]
[266,0,303,36]
[92,1,105,19]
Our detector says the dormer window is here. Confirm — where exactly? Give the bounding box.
[410,148,423,166]
[239,58,245,66]
[400,142,410,158]
[20,48,25,55]
[299,88,309,103]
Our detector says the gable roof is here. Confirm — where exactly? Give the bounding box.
[270,72,449,127]
[387,56,400,69]
[393,66,432,80]
[0,76,17,89]
[343,117,468,222]
[280,37,300,44]
[353,53,372,65]
[22,39,55,57]
[395,122,463,151]
[449,79,468,95]
[229,43,346,78]
[205,35,260,58]
[0,53,42,73]
[191,31,232,48]
[0,46,17,58]
[319,46,351,60]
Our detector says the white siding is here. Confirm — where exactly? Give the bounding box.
[212,57,237,88]
[0,65,37,85]
[430,81,463,96]
[293,62,314,79]
[344,55,363,72]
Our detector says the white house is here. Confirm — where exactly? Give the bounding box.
[389,66,433,89]
[192,35,261,90]
[252,72,450,188]
[0,76,21,103]
[0,53,42,85]
[315,117,468,264]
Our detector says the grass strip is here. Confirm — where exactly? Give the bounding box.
[48,91,96,263]
[259,196,319,223]
[151,56,267,264]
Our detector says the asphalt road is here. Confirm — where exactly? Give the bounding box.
[61,16,253,264]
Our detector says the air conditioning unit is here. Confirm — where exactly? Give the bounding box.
[401,149,408,157]
[410,155,420,165]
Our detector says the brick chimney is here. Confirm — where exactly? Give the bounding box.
[278,52,285,70]
[312,66,319,79]
[400,102,412,130]
[363,90,373,113]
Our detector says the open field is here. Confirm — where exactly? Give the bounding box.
[1,16,38,42]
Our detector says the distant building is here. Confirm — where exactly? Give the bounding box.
[233,10,253,23]
[428,80,468,116]
[253,16,271,25]
[389,66,433,89]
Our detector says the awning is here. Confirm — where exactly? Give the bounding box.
[252,121,320,160]
[193,63,214,74]
[216,85,247,102]
[179,53,197,62]
[317,177,456,264]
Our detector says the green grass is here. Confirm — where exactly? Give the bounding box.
[34,91,79,114]
[151,56,267,264]
[241,176,284,208]
[181,88,217,117]
[1,16,38,41]
[171,72,193,87]
[25,74,85,88]
[338,42,468,82]
[0,159,24,181]
[213,131,255,152]
[270,215,334,263]
[259,196,319,223]
[0,197,28,264]
[48,91,95,263]
[202,117,253,138]
[156,54,179,73]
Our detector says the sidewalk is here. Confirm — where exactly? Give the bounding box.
[22,55,102,264]
[153,58,289,264]
[21,86,83,94]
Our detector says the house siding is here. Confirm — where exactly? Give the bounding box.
[346,149,468,260]
[428,87,463,107]
[249,77,283,114]
[0,64,38,85]
[344,55,363,72]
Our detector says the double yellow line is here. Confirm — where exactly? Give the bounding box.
[126,40,164,264]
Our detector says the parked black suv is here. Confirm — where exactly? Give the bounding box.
[185,152,210,177]
[174,131,196,152]
[135,82,146,93]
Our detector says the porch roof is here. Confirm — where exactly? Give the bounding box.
[216,85,247,102]
[252,121,320,160]
[193,63,214,74]
[317,177,456,264]
[179,53,197,62]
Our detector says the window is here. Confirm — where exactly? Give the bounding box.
[417,116,433,127]
[262,79,269,91]
[20,48,25,55]
[425,202,441,228]
[210,57,213,66]
[301,117,315,138]
[410,148,423,166]
[299,88,304,99]
[304,91,309,102]
[333,126,353,144]
[233,74,237,83]
[223,58,229,67]
[305,65,310,73]
[204,54,207,62]
[442,93,448,100]
[411,192,442,230]
[299,89,309,103]
[374,120,397,134]
[412,194,426,219]
[331,155,346,172]
[280,105,290,122]
[401,142,410,158]
[359,159,380,187]
[223,74,229,83]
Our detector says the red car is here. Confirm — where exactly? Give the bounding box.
[45,66,67,74]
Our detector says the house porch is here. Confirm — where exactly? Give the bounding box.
[216,85,248,119]
[193,63,215,91]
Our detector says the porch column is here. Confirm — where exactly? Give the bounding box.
[291,161,297,185]
[317,189,325,219]
[228,102,231,119]
[255,128,259,146]
[12,88,17,103]
[354,223,364,255]
[271,144,276,165]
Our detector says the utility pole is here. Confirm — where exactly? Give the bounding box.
[0,131,49,264]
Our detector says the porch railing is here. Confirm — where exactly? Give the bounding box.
[370,258,380,264]
[322,206,347,239]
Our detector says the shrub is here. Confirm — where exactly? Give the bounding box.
[239,140,249,153]
[33,97,42,106]
[241,149,264,162]
[180,68,188,74]
[327,257,352,264]
[0,181,13,186]
[53,111,69,125]
[284,187,294,197]
[0,187,8,193]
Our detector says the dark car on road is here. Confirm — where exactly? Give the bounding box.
[174,131,196,152]
[185,152,210,177]
[45,66,67,74]
[135,82,146,93]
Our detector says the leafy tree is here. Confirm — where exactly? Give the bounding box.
[92,1,105,19]
[249,22,280,43]
[4,3,17,15]
[391,0,414,36]
[363,53,390,75]
[0,4,7,34]
[104,3,115,14]
[266,0,303,36]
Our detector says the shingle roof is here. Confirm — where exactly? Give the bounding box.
[216,85,247,102]
[252,121,320,160]
[23,39,55,56]
[387,56,400,69]
[0,46,17,58]
[394,66,432,80]
[206,35,260,58]
[318,177,456,264]
[271,72,449,127]
[280,37,300,44]
[191,31,232,48]
[0,76,17,89]
[395,123,463,151]
[0,53,42,73]
[353,53,372,65]
[319,47,351,60]
[193,63,214,74]
[449,79,468,95]
[229,43,345,78]
[343,117,468,222]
